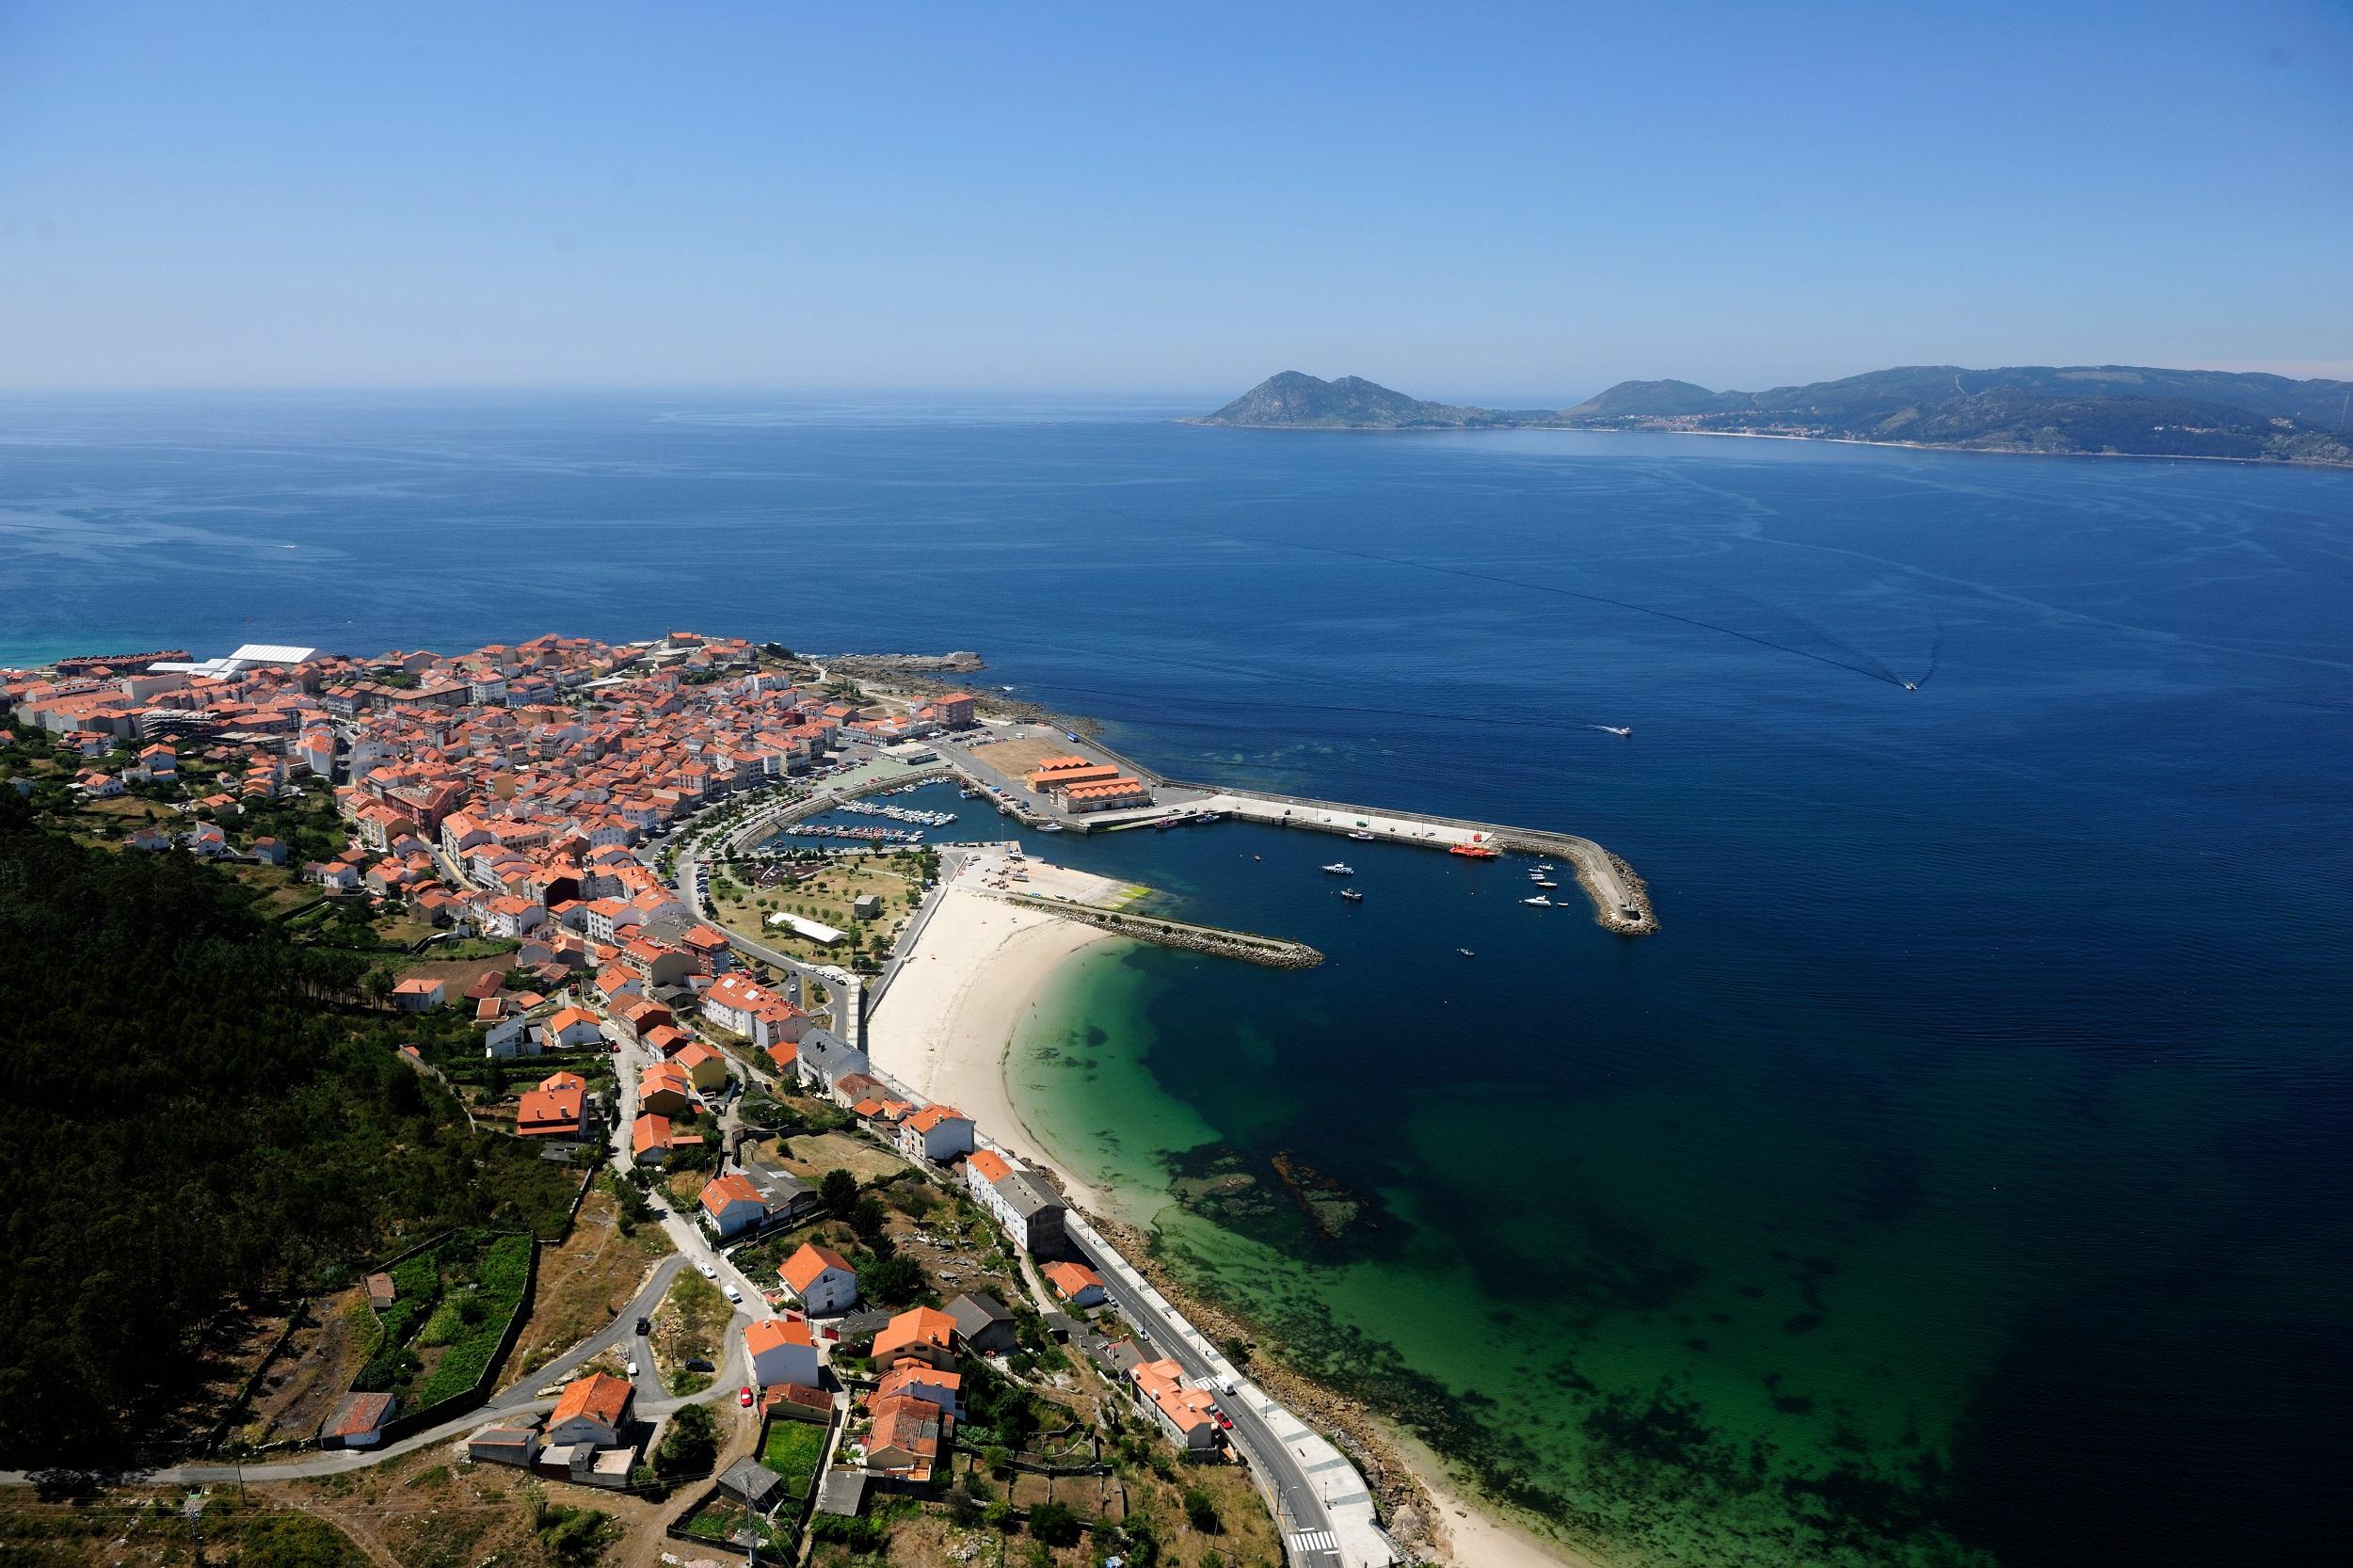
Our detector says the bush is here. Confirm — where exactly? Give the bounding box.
[820,1168,857,1216]
[1181,1485,1222,1534]
[1028,1501,1080,1547]
[808,1515,889,1553]
[654,1402,719,1479]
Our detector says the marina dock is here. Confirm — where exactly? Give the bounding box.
[940,732,1657,936]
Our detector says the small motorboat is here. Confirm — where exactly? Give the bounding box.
[1522,895,1553,907]
[1321,862,1354,875]
[1457,948,1475,957]
[1338,888,1364,903]
[1348,829,1375,840]
[1532,878,1559,889]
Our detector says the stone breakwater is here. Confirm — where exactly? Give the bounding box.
[997,893,1323,968]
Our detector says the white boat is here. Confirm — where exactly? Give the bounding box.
[1348,829,1375,840]
[1532,878,1560,889]
[1035,822,1064,833]
[1457,948,1475,957]
[1338,888,1364,902]
[1321,862,1354,875]
[1522,895,1552,906]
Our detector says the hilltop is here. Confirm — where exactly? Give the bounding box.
[1193,364,2353,465]
[1186,371,1515,429]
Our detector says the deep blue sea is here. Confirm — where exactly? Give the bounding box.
[4,392,2347,1566]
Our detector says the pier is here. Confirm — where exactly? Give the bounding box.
[940,733,1657,936]
[998,890,1324,968]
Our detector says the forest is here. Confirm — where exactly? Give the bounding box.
[0,792,575,1467]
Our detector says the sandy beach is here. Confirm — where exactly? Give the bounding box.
[864,849,1128,1214]
[867,848,1609,1568]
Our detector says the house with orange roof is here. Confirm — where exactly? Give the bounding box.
[777,1242,859,1316]
[1042,1262,1107,1308]
[762,1039,799,1076]
[1128,1357,1222,1451]
[700,973,806,1048]
[631,1112,685,1165]
[673,1040,728,1092]
[897,1104,974,1163]
[963,1148,1014,1199]
[542,1006,602,1049]
[698,1172,770,1239]
[517,1075,588,1138]
[744,1316,819,1388]
[875,1363,961,1417]
[637,1062,694,1117]
[546,1371,633,1448]
[391,976,446,1011]
[872,1306,957,1372]
[864,1392,950,1483]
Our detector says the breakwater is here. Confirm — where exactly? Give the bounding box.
[998,892,1323,968]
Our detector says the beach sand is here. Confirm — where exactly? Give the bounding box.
[865,852,1125,1214]
[868,851,1607,1568]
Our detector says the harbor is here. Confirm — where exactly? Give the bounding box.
[930,724,1657,935]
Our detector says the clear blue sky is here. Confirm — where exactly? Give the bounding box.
[2,1,2347,398]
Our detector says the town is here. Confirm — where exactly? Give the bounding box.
[0,632,1403,1568]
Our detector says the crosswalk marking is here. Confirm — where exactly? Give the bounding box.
[1287,1528,1338,1554]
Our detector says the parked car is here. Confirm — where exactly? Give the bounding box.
[737,1385,755,1408]
[625,1358,639,1378]
[724,1283,744,1304]
[685,1357,715,1373]
[635,1317,650,1335]
[698,1261,717,1279]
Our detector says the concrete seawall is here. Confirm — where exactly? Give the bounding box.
[997,891,1324,968]
[1164,783,1657,936]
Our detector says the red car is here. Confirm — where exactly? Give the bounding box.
[737,1385,755,1408]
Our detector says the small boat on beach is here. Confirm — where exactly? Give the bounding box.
[1321,862,1355,875]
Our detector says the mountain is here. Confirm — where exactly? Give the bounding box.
[1193,364,2353,465]
[1187,371,1515,429]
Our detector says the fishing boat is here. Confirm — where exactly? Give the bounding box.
[1321,862,1354,875]
[1449,841,1498,859]
[1338,888,1364,903]
[1348,829,1375,840]
[1522,895,1552,907]
[1457,948,1475,957]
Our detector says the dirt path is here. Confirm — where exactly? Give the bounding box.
[615,1401,764,1565]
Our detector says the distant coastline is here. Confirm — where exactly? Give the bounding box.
[1189,366,2353,468]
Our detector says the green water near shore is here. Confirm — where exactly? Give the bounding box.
[1008,926,2246,1568]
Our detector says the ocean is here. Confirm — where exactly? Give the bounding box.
[3,392,2347,1566]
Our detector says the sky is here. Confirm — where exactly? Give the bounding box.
[1,1,2349,398]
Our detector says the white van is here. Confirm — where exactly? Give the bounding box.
[724,1283,743,1304]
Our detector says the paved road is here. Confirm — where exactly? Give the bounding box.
[1071,1234,1346,1568]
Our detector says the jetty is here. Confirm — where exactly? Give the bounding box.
[999,891,1323,968]
[944,735,1657,936]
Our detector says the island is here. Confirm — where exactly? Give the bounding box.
[1,631,1646,1568]
[1191,365,2353,466]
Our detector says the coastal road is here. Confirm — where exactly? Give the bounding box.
[1072,1234,1350,1568]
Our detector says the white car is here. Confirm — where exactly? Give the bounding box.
[699,1261,718,1279]
[626,1358,639,1378]
[724,1283,744,1304]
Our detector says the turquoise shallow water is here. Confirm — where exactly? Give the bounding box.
[2,393,2346,1565]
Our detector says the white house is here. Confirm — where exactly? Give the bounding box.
[482,1015,536,1058]
[776,1242,859,1316]
[697,1173,769,1240]
[744,1318,819,1389]
[391,976,446,1012]
[546,1372,633,1448]
[541,1006,603,1048]
[699,973,806,1048]
[897,1105,974,1163]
